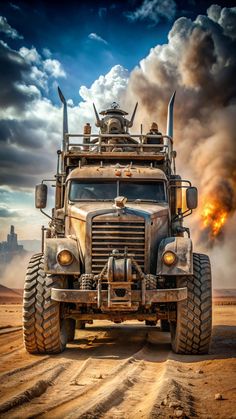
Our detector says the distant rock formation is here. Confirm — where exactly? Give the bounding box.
[0,225,25,265]
[0,284,23,304]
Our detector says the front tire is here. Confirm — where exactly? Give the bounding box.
[23,254,67,354]
[171,253,212,354]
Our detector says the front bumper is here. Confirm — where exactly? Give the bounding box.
[51,286,187,311]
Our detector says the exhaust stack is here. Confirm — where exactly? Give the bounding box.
[93,103,102,127]
[166,91,176,138]
[58,86,68,152]
[128,102,138,128]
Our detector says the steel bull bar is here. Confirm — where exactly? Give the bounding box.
[51,255,187,310]
[51,286,187,310]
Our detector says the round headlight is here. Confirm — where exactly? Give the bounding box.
[57,250,74,266]
[162,251,177,266]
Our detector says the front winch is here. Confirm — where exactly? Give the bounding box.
[107,249,132,282]
[50,249,188,311]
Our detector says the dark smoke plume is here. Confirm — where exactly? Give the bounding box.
[124,5,236,287]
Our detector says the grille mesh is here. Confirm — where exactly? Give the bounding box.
[91,219,145,274]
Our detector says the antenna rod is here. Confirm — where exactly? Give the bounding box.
[166,91,176,138]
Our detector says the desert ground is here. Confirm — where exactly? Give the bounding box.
[0,302,235,419]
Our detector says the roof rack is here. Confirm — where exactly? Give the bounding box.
[63,133,173,162]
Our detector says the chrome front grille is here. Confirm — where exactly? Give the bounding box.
[91,219,145,274]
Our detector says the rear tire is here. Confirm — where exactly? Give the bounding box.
[145,320,157,326]
[23,254,67,354]
[171,253,212,354]
[65,319,76,342]
[145,276,157,326]
[145,275,157,290]
[160,319,170,332]
[76,320,86,330]
[81,274,94,290]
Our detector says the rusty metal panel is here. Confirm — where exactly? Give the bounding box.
[67,165,168,181]
[156,236,193,276]
[149,214,168,274]
[91,216,146,274]
[51,287,187,304]
[64,312,175,321]
[44,238,80,274]
[84,208,150,274]
[67,203,169,277]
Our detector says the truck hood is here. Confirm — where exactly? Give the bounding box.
[66,201,169,274]
[67,201,169,221]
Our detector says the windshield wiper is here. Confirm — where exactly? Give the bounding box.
[132,199,160,203]
[71,199,113,202]
[70,199,163,203]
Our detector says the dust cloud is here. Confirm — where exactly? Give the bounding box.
[124,5,236,288]
[0,253,32,289]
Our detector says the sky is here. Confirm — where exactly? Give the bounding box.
[0,0,235,242]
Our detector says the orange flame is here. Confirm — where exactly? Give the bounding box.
[201,201,228,237]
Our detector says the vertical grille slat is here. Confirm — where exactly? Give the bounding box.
[91,220,145,274]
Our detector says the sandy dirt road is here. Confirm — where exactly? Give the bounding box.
[0,304,235,419]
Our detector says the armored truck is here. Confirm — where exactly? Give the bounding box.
[23,90,212,355]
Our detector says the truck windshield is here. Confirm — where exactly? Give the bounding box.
[69,180,166,202]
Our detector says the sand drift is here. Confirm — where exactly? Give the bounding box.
[0,305,235,418]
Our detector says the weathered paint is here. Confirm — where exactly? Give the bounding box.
[67,165,168,182]
[156,236,193,275]
[51,287,187,304]
[44,238,80,274]
[67,203,169,275]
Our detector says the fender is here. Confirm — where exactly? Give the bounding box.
[44,238,80,274]
[156,237,193,276]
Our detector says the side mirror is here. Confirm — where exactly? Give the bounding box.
[35,184,47,209]
[186,187,198,209]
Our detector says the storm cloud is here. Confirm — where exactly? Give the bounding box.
[0,30,68,190]
[0,16,23,39]
[0,206,19,218]
[125,0,176,24]
[0,40,38,110]
[0,32,129,193]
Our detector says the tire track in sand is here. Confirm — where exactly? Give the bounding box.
[0,323,149,418]
[35,331,172,419]
[37,353,146,418]
[0,363,68,416]
[0,305,235,418]
[0,324,198,419]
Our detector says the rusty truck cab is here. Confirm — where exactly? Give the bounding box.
[25,91,212,356]
[38,96,196,319]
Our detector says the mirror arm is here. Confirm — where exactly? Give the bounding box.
[40,210,64,223]
[172,209,192,222]
[182,209,193,218]
[40,209,53,220]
